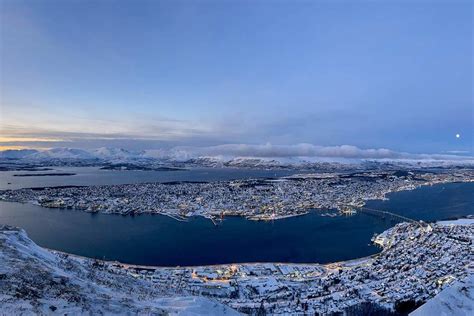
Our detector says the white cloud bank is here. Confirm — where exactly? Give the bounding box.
[147,143,474,161]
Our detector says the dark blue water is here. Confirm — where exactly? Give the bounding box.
[365,182,474,222]
[0,182,472,266]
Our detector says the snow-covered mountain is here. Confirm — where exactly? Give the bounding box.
[1,147,473,170]
[92,147,144,160]
[184,156,225,167]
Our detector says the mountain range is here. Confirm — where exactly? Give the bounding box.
[1,147,473,170]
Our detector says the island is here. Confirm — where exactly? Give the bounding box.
[13,173,76,177]
[1,169,472,222]
[100,163,187,171]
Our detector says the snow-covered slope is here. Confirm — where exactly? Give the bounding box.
[409,218,474,316]
[410,274,474,316]
[92,147,143,160]
[437,218,474,226]
[0,225,240,315]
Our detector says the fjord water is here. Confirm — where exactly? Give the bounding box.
[0,178,472,266]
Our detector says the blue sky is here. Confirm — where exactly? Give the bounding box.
[0,0,472,156]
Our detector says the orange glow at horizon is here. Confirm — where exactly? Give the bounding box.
[0,145,45,150]
[0,137,64,143]
[0,136,60,150]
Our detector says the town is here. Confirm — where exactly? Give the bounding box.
[1,169,473,221]
[113,219,473,314]
[2,218,472,314]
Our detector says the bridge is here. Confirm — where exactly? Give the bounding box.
[344,205,423,227]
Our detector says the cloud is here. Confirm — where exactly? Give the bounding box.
[158,143,474,161]
[1,117,472,160]
[446,150,470,154]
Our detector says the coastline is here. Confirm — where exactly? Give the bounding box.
[29,217,474,270]
[1,177,472,222]
[0,180,472,268]
[2,218,472,315]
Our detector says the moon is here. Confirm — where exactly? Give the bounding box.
[456,134,460,138]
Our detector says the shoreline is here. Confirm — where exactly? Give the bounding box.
[38,217,474,270]
[1,178,472,222]
[5,221,393,274]
[2,218,472,315]
[1,187,471,269]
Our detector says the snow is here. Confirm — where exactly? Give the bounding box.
[92,147,143,160]
[1,221,473,314]
[151,296,240,315]
[0,225,240,315]
[1,211,473,314]
[410,274,474,316]
[437,218,474,226]
[2,147,473,168]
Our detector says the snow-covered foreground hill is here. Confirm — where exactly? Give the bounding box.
[1,221,473,315]
[0,226,240,315]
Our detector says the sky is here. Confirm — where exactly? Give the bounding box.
[0,0,472,158]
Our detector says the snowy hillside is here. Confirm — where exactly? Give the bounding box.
[92,147,144,160]
[0,226,240,315]
[1,222,473,315]
[410,275,474,316]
